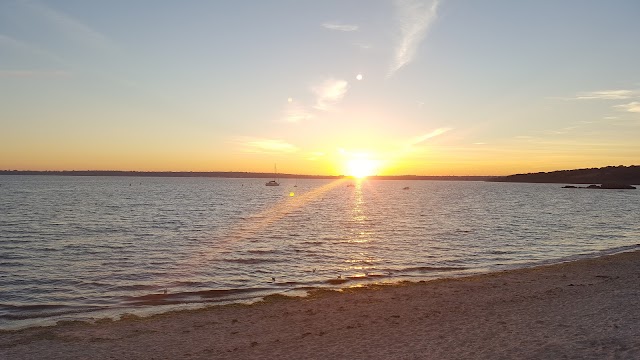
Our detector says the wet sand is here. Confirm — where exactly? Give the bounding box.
[2,250,640,359]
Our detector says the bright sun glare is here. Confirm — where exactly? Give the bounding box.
[346,158,378,178]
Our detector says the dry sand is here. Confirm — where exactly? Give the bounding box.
[2,251,640,359]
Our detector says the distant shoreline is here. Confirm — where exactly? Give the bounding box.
[3,164,639,184]
[0,170,492,181]
[488,165,640,185]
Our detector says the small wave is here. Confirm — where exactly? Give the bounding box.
[247,249,278,254]
[223,258,282,265]
[325,278,349,285]
[602,243,640,254]
[301,241,326,246]
[0,304,101,321]
[1,253,30,260]
[123,287,267,306]
[487,250,513,255]
[398,266,468,273]
[111,284,161,292]
[0,261,23,267]
[274,281,305,286]
[167,280,203,287]
[554,244,640,264]
[0,304,66,311]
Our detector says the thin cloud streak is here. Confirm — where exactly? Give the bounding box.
[574,90,635,100]
[615,101,640,113]
[408,127,452,146]
[312,78,349,111]
[283,101,314,123]
[306,151,325,161]
[388,0,440,77]
[0,34,66,64]
[21,0,118,53]
[0,70,68,78]
[239,138,299,153]
[322,22,359,32]
[277,78,348,123]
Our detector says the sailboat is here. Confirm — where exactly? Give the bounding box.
[265,164,280,186]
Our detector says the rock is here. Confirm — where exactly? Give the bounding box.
[584,183,636,190]
[600,183,636,189]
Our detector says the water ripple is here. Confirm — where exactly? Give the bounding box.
[1,176,639,330]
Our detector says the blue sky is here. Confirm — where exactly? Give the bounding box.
[1,0,639,175]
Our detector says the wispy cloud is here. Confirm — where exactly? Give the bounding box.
[21,0,118,53]
[388,0,440,77]
[0,69,68,78]
[283,101,314,123]
[0,34,65,64]
[306,151,326,161]
[614,101,640,113]
[322,22,359,32]
[277,76,352,123]
[407,127,452,146]
[239,138,299,153]
[312,78,349,111]
[574,90,635,100]
[546,125,579,135]
[277,78,348,123]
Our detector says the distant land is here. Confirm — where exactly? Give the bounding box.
[4,166,638,184]
[490,165,640,185]
[0,170,490,181]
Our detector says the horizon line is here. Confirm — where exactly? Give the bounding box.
[0,169,496,179]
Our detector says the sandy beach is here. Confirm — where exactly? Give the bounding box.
[2,250,639,360]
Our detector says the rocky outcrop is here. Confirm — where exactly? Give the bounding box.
[600,183,636,189]
[562,184,636,189]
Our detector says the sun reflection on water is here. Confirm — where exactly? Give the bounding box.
[190,178,349,266]
[342,179,383,277]
[350,180,368,236]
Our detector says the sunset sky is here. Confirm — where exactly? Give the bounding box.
[1,0,639,176]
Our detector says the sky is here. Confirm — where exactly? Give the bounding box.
[1,0,639,176]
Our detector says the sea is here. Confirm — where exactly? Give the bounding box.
[1,175,639,330]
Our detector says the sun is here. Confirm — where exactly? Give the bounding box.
[346,158,378,178]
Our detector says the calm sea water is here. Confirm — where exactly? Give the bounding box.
[1,175,639,330]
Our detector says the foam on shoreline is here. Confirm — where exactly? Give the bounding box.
[2,249,640,359]
[3,244,639,332]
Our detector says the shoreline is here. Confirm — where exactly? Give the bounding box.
[4,244,637,332]
[2,250,640,359]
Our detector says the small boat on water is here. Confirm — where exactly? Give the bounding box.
[266,164,280,186]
